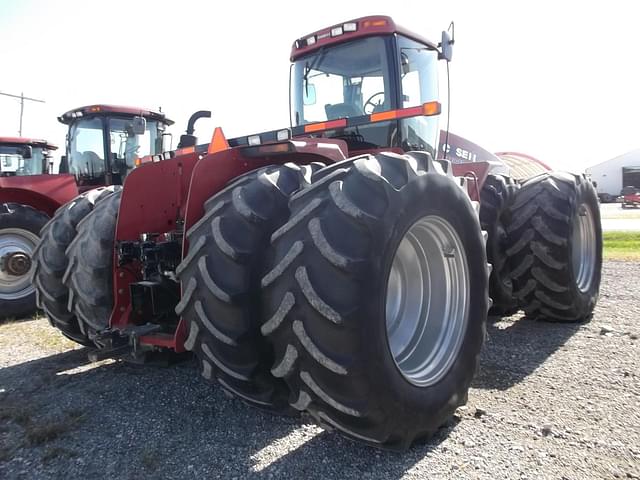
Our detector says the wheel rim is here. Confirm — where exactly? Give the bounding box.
[385,216,470,387]
[0,228,39,301]
[572,203,596,293]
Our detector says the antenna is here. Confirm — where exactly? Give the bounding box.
[0,90,46,137]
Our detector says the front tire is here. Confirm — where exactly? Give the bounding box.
[176,163,322,412]
[506,172,602,322]
[0,203,49,319]
[261,153,489,449]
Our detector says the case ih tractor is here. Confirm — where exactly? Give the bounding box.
[0,105,174,319]
[33,16,602,449]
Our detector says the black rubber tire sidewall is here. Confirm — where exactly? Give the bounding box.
[563,177,602,318]
[361,172,488,432]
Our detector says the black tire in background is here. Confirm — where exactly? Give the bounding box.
[64,190,122,340]
[506,172,602,321]
[32,187,121,345]
[0,203,49,319]
[261,153,489,449]
[479,174,519,315]
[176,163,322,412]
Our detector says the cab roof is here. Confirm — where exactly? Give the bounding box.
[0,137,57,150]
[58,104,174,126]
[291,15,439,61]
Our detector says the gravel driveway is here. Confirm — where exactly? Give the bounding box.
[0,261,638,479]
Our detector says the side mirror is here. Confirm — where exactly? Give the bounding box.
[22,145,33,159]
[131,116,147,135]
[303,84,317,106]
[162,132,173,152]
[59,155,69,173]
[439,30,453,62]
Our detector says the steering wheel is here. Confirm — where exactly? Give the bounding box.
[364,91,385,114]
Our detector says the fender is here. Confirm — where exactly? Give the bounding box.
[0,174,78,216]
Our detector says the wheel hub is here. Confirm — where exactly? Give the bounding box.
[572,203,596,293]
[1,251,32,276]
[0,228,39,301]
[385,215,470,387]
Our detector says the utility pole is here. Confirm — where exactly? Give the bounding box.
[0,90,46,137]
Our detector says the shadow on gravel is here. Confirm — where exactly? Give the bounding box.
[251,419,457,479]
[0,347,456,479]
[473,315,583,390]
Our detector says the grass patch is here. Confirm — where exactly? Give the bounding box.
[603,231,640,260]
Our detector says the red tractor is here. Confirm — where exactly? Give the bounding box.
[0,105,175,319]
[33,16,602,449]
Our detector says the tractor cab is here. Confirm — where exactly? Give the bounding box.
[58,105,174,188]
[289,16,448,158]
[0,137,56,177]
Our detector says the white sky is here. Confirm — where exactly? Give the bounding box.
[1,0,638,170]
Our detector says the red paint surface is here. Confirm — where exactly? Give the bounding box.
[0,137,57,150]
[0,174,78,216]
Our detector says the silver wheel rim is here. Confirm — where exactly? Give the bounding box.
[0,228,39,301]
[385,215,470,387]
[572,202,596,293]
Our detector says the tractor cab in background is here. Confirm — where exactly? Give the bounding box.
[0,137,56,177]
[58,105,174,189]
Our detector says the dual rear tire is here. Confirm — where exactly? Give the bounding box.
[176,154,489,448]
[32,187,121,345]
[506,172,601,321]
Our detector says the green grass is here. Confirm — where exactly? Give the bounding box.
[603,231,640,260]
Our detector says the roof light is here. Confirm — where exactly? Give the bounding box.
[276,129,291,141]
[343,22,357,32]
[305,36,316,46]
[363,19,388,28]
[331,26,343,37]
[248,135,261,146]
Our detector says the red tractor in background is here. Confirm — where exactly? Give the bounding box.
[0,105,176,319]
[33,16,602,449]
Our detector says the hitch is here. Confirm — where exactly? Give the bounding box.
[88,323,162,362]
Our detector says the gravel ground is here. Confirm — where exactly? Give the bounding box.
[0,261,638,480]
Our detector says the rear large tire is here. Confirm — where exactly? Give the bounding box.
[0,203,49,319]
[175,163,322,412]
[32,187,120,345]
[506,172,602,322]
[64,190,121,339]
[261,153,489,449]
[479,174,519,315]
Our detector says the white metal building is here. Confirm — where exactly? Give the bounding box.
[586,149,640,200]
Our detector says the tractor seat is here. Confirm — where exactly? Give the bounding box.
[325,103,362,120]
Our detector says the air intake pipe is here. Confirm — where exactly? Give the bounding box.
[177,110,212,149]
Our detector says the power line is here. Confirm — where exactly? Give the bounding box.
[0,90,46,137]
